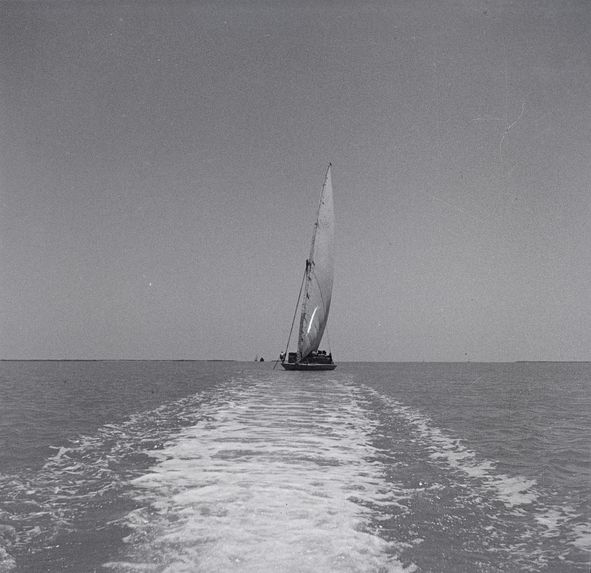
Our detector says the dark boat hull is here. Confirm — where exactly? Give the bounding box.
[281,362,337,371]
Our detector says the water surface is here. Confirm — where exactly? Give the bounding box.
[0,361,588,571]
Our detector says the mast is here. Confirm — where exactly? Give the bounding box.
[297,163,334,361]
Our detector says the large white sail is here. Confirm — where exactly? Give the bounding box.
[297,164,335,360]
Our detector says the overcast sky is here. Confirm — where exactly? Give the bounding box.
[1,1,589,361]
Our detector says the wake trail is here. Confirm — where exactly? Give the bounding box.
[106,374,414,573]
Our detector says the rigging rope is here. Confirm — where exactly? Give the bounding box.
[273,264,307,370]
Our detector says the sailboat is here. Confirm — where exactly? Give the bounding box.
[280,164,336,371]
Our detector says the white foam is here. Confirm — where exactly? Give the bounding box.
[366,389,540,509]
[107,375,415,572]
[571,523,591,551]
[493,475,538,507]
[534,508,571,536]
[0,388,221,566]
[363,384,591,569]
[0,547,16,573]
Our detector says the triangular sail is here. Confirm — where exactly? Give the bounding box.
[297,164,335,360]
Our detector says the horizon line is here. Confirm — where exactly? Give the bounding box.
[1,359,589,364]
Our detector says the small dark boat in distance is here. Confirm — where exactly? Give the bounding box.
[279,164,336,371]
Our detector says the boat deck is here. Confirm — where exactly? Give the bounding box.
[281,362,337,371]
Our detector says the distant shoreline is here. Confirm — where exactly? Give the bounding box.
[1,359,589,364]
[0,359,239,362]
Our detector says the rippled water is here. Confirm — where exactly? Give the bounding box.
[0,361,589,572]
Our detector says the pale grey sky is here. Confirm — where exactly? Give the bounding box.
[1,1,590,361]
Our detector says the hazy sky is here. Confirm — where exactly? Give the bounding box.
[1,1,590,361]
